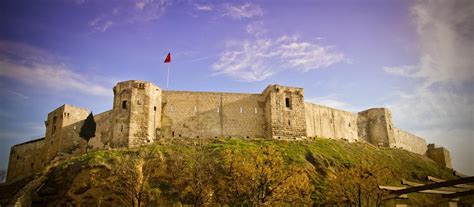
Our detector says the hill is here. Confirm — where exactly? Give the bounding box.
[1,138,470,206]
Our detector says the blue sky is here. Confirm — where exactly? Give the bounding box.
[0,0,473,175]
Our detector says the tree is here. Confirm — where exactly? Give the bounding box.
[216,146,313,206]
[111,150,162,207]
[161,144,218,206]
[325,163,393,206]
[79,112,96,152]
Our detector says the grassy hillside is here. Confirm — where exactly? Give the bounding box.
[3,138,469,206]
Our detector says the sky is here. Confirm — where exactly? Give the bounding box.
[0,0,473,175]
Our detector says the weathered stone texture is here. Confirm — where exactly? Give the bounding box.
[44,104,89,161]
[305,103,358,142]
[6,80,452,181]
[162,91,265,139]
[6,138,45,181]
[357,108,395,147]
[426,144,452,168]
[263,85,306,139]
[393,128,427,155]
[88,110,113,150]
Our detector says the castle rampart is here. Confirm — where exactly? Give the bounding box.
[6,138,45,181]
[392,128,428,155]
[305,103,358,142]
[5,80,452,181]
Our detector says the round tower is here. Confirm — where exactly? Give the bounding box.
[111,80,162,147]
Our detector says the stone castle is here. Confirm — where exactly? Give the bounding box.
[6,80,452,181]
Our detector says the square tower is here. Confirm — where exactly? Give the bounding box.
[262,85,307,139]
[43,104,89,161]
[426,144,452,168]
[111,80,162,147]
[357,108,395,147]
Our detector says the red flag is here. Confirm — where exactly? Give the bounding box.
[164,52,171,63]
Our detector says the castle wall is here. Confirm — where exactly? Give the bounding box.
[7,80,451,182]
[305,103,358,142]
[6,138,45,181]
[161,91,265,139]
[392,128,427,155]
[88,110,113,151]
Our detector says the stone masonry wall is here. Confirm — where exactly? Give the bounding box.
[111,81,133,148]
[162,91,265,139]
[88,110,113,151]
[393,128,427,155]
[57,105,90,157]
[43,105,89,161]
[426,144,453,168]
[263,85,306,139]
[357,108,395,147]
[305,103,358,142]
[6,138,45,181]
[128,81,161,147]
[7,80,450,181]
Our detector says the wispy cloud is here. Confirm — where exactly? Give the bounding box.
[86,0,171,32]
[212,35,348,82]
[384,0,474,174]
[194,4,213,11]
[89,15,114,33]
[307,95,355,111]
[223,3,263,19]
[0,41,111,96]
[245,21,266,37]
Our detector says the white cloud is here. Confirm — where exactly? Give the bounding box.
[213,35,348,82]
[223,3,263,19]
[307,95,354,111]
[89,16,114,33]
[88,0,170,32]
[0,41,111,96]
[245,21,266,37]
[384,0,474,174]
[194,4,213,11]
[383,65,419,78]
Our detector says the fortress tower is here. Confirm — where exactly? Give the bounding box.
[263,85,307,139]
[111,80,162,147]
[44,105,90,161]
[357,108,395,147]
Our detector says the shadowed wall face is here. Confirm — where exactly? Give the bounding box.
[6,138,45,181]
[426,144,452,168]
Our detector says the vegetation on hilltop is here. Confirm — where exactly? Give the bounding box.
[4,138,469,206]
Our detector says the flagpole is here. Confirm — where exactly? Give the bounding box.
[166,63,170,89]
